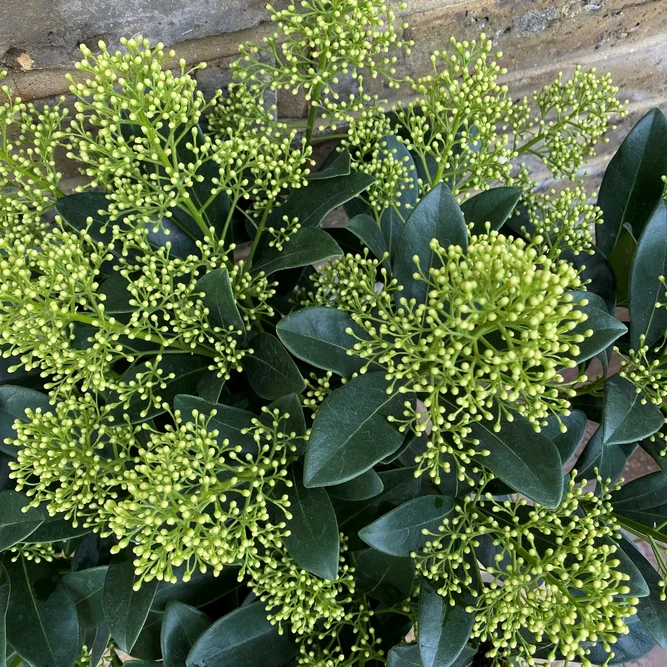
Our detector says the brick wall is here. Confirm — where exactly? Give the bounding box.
[2,0,667,185]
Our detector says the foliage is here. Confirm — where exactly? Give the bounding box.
[1,1,667,666]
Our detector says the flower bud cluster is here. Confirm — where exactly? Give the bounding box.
[620,336,667,409]
[524,187,601,257]
[106,409,297,586]
[8,543,58,564]
[0,72,66,241]
[310,232,589,482]
[518,66,626,181]
[234,0,412,110]
[247,540,355,636]
[8,394,133,529]
[303,371,336,417]
[394,36,516,196]
[415,474,638,666]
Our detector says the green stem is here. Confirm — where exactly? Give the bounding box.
[70,312,218,359]
[305,83,323,145]
[245,205,272,268]
[614,513,667,546]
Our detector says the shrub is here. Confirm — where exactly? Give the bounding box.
[1,1,667,666]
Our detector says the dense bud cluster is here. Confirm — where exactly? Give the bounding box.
[107,409,297,586]
[234,0,412,107]
[310,232,589,481]
[416,474,639,666]
[247,542,356,635]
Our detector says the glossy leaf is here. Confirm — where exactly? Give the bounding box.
[3,557,80,667]
[541,410,587,465]
[572,243,616,314]
[575,425,635,483]
[612,471,667,511]
[568,291,627,363]
[608,230,637,307]
[620,539,667,648]
[328,469,384,501]
[98,274,134,313]
[161,601,211,667]
[304,373,411,487]
[185,603,297,667]
[597,108,667,256]
[196,268,245,332]
[245,333,305,400]
[602,374,663,446]
[469,410,564,508]
[461,186,523,235]
[354,548,414,604]
[266,171,374,230]
[0,385,51,456]
[0,563,8,667]
[346,214,390,267]
[359,496,454,557]
[284,464,340,580]
[393,183,467,303]
[104,554,159,653]
[418,583,474,667]
[307,149,351,180]
[252,228,342,276]
[629,201,667,348]
[276,306,366,376]
[0,491,44,550]
[153,566,241,612]
[387,644,421,667]
[24,513,91,544]
[62,566,108,628]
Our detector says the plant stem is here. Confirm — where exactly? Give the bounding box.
[305,82,323,145]
[245,205,272,268]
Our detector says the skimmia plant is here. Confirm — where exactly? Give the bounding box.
[2,0,667,665]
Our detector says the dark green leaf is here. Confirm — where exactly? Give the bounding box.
[104,553,159,653]
[612,472,667,510]
[328,469,384,501]
[174,394,257,454]
[24,513,91,543]
[98,274,134,313]
[568,291,627,363]
[284,464,339,580]
[277,306,366,377]
[469,410,564,508]
[62,566,108,628]
[0,353,41,388]
[336,468,422,551]
[597,108,667,257]
[267,171,374,230]
[196,268,245,332]
[153,565,241,612]
[615,544,650,598]
[461,186,523,235]
[418,583,473,667]
[113,355,210,423]
[393,183,467,304]
[253,228,342,276]
[245,333,305,400]
[130,610,164,662]
[572,244,616,314]
[196,371,225,404]
[0,385,51,456]
[541,410,587,465]
[185,602,297,667]
[346,214,390,268]
[304,373,412,487]
[308,149,351,180]
[359,496,454,557]
[0,491,44,550]
[639,435,667,476]
[87,625,111,667]
[354,549,414,605]
[0,563,8,667]
[629,201,667,348]
[3,557,80,667]
[162,601,211,667]
[575,425,635,483]
[586,615,656,665]
[602,374,663,445]
[620,539,667,648]
[387,644,421,667]
[608,230,637,306]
